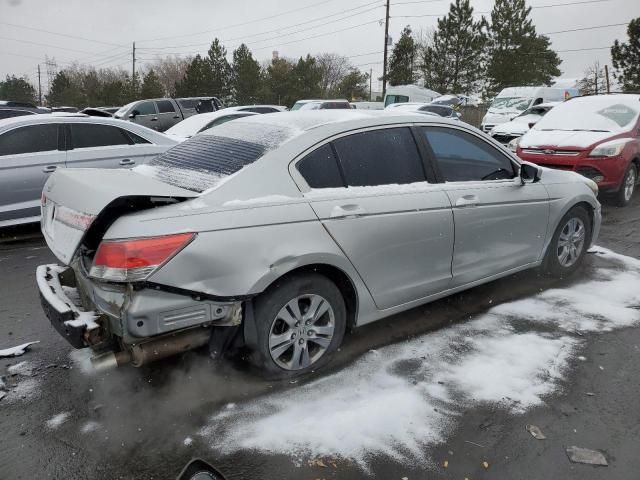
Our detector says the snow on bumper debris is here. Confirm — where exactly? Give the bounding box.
[199,247,640,467]
[0,341,40,358]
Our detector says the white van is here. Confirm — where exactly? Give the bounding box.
[480,86,578,133]
[383,85,441,107]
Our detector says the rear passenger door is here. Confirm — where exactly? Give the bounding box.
[155,100,181,131]
[421,126,549,285]
[297,127,454,310]
[0,123,64,224]
[66,123,141,169]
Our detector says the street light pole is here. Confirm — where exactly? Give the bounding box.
[382,0,390,99]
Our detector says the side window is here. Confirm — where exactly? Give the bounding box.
[199,115,246,132]
[136,101,156,115]
[123,129,150,144]
[71,124,130,148]
[297,143,344,189]
[0,124,59,156]
[156,100,176,113]
[422,127,516,182]
[254,107,277,113]
[332,128,425,187]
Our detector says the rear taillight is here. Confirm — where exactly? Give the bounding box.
[90,233,195,282]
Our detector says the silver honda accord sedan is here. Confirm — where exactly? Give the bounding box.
[36,111,601,378]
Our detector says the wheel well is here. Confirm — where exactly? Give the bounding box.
[266,264,358,328]
[572,201,595,235]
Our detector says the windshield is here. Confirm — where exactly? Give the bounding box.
[490,96,531,112]
[113,101,135,117]
[135,120,300,192]
[533,97,640,132]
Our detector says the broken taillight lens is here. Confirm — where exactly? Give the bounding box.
[90,233,195,282]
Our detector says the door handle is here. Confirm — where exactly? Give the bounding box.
[150,117,158,121]
[43,165,57,173]
[455,194,479,207]
[119,158,135,166]
[330,204,367,219]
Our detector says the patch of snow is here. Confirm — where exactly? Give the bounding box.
[65,311,100,331]
[3,377,41,404]
[199,246,640,467]
[306,181,439,199]
[46,411,71,429]
[183,437,193,446]
[0,341,39,358]
[7,361,33,376]
[80,421,101,434]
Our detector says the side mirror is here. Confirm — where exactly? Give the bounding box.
[177,459,226,480]
[129,110,140,118]
[520,163,542,184]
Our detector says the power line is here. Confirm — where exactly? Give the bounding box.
[139,1,382,52]
[542,22,627,35]
[137,0,346,43]
[0,21,124,47]
[0,36,99,55]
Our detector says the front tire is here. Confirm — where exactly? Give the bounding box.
[614,163,637,207]
[251,273,346,378]
[543,206,591,278]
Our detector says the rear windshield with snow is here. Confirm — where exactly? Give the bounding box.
[533,97,640,133]
[135,120,298,192]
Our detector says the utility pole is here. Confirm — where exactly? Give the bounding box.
[382,0,390,99]
[604,64,610,93]
[369,68,373,101]
[132,41,136,92]
[37,64,42,106]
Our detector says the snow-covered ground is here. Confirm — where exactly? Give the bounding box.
[198,247,640,468]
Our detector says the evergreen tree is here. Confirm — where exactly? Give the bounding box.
[174,55,214,97]
[336,69,369,100]
[611,18,640,92]
[0,74,37,104]
[262,57,296,106]
[140,69,165,98]
[386,26,417,86]
[419,0,487,95]
[231,44,261,104]
[47,71,85,107]
[486,0,561,97]
[207,38,232,100]
[293,54,322,100]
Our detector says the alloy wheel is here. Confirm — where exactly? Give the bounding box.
[557,217,586,268]
[624,167,636,203]
[268,294,335,371]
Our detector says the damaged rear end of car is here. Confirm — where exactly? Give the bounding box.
[37,167,244,370]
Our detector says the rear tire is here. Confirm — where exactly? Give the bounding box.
[251,273,346,379]
[614,163,637,207]
[543,206,591,278]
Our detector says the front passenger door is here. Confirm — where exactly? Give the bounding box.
[422,126,549,285]
[131,101,159,130]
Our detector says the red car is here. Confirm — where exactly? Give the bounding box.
[516,94,640,206]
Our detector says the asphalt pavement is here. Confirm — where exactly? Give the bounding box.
[1,194,639,480]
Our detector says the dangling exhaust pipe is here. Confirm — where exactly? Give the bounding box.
[90,327,211,370]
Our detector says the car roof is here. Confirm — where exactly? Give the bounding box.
[0,112,168,134]
[203,110,460,136]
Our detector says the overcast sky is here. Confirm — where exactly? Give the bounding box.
[1,0,638,95]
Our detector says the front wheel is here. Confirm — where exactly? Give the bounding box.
[251,273,346,378]
[542,206,592,278]
[614,163,637,207]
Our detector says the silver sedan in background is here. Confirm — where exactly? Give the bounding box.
[0,113,177,227]
[37,111,601,378]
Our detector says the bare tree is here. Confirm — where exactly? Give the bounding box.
[147,55,192,97]
[316,53,350,97]
[577,62,608,95]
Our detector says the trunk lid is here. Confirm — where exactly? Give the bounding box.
[41,168,197,264]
